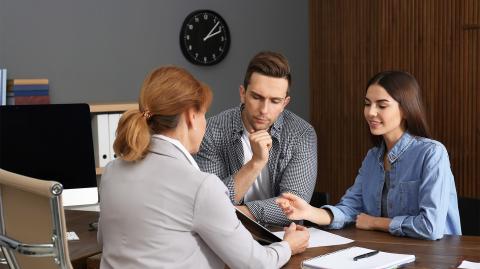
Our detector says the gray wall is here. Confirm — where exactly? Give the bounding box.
[0,0,309,119]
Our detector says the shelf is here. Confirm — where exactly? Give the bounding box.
[89,102,137,113]
[90,102,137,176]
[96,167,104,175]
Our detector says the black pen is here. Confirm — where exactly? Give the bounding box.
[353,250,380,261]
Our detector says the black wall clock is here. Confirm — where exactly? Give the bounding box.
[180,10,230,66]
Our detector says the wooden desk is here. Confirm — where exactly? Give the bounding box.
[66,210,101,269]
[5,210,477,268]
[284,226,480,268]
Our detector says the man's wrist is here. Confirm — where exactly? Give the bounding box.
[247,158,267,171]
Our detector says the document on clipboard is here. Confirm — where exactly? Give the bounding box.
[302,246,415,269]
[235,208,282,245]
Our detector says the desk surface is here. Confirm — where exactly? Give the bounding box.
[4,210,476,269]
[284,226,480,268]
[66,210,101,269]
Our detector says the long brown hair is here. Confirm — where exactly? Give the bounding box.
[366,71,430,146]
[114,66,212,161]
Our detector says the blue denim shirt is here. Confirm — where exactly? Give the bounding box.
[323,132,462,240]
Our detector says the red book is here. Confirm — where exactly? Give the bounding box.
[13,95,50,105]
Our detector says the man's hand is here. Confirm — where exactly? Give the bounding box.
[232,130,272,202]
[249,130,272,167]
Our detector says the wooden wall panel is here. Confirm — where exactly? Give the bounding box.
[310,0,480,203]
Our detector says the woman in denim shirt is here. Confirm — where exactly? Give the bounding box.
[276,71,461,240]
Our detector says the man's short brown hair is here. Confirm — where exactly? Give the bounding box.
[243,51,292,93]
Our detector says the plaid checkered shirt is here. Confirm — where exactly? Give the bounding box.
[194,105,317,225]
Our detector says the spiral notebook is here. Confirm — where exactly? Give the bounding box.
[302,246,415,269]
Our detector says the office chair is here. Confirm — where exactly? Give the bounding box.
[303,191,330,227]
[458,196,480,236]
[310,191,330,208]
[0,169,73,269]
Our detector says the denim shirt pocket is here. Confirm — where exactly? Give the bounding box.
[399,180,420,215]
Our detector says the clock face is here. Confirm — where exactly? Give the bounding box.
[180,10,230,66]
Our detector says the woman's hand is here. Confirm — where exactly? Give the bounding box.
[355,213,375,230]
[356,213,391,232]
[276,193,313,220]
[283,222,310,255]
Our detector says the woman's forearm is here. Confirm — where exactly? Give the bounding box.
[307,207,334,226]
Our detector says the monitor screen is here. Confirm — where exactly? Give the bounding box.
[0,104,98,206]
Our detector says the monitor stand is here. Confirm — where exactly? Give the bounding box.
[63,187,100,212]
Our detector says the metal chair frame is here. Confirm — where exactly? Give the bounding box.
[0,169,71,269]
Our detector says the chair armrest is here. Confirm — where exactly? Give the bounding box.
[0,234,55,257]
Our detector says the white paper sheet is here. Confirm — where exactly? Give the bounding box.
[272,227,353,248]
[459,261,480,269]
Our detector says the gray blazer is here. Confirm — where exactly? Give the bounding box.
[98,137,291,269]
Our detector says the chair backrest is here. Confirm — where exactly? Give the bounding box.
[310,191,330,208]
[458,196,480,236]
[0,168,72,269]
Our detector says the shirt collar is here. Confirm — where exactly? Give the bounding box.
[377,131,415,164]
[153,134,200,170]
[232,104,284,141]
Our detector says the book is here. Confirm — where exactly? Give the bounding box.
[12,95,50,105]
[8,84,49,91]
[7,78,49,85]
[302,246,415,269]
[9,90,49,96]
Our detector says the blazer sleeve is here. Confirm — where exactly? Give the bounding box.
[192,174,291,269]
[194,128,239,203]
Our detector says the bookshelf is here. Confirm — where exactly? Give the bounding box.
[89,102,138,113]
[89,102,137,175]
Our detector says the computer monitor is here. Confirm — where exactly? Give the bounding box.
[0,104,98,206]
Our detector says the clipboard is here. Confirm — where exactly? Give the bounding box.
[235,208,282,245]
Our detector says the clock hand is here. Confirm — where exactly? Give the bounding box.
[203,21,220,41]
[203,29,221,41]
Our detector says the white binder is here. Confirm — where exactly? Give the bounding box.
[92,114,110,167]
[108,113,121,160]
[0,69,6,106]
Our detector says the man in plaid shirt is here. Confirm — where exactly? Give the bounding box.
[194,51,317,225]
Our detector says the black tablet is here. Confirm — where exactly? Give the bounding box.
[235,208,282,245]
